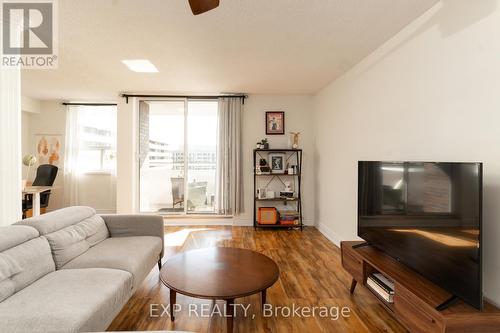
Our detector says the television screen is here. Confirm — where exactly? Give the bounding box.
[358,161,482,309]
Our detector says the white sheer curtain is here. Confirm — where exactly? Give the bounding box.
[215,97,243,215]
[63,105,81,207]
[0,65,21,225]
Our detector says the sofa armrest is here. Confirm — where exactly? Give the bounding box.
[101,214,164,258]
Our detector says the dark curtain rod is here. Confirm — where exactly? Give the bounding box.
[62,102,118,106]
[121,93,247,104]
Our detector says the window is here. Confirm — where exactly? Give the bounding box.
[71,105,117,173]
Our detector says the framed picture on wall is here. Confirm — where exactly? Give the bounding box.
[266,111,285,135]
[35,134,63,166]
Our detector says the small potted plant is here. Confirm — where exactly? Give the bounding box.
[261,138,269,149]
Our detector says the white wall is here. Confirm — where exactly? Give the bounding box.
[0,66,22,225]
[21,96,41,114]
[116,95,315,225]
[21,96,41,178]
[21,112,31,179]
[23,101,116,213]
[313,0,500,305]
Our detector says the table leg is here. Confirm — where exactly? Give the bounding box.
[350,279,357,294]
[261,289,267,310]
[170,289,176,322]
[226,298,234,333]
[33,192,41,217]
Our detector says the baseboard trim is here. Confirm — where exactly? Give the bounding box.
[485,297,500,309]
[165,219,235,226]
[316,222,342,247]
[163,218,314,227]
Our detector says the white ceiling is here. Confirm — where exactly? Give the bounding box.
[21,0,438,101]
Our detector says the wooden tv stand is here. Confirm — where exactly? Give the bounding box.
[341,241,500,333]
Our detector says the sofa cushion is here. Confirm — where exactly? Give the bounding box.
[62,236,162,291]
[0,226,39,252]
[0,253,22,302]
[0,237,55,301]
[44,214,109,268]
[0,279,15,303]
[0,268,133,333]
[15,206,97,235]
[0,226,51,302]
[0,253,23,282]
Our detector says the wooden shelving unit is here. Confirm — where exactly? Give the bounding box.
[253,149,303,230]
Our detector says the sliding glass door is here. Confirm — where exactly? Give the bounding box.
[186,101,218,213]
[139,99,218,215]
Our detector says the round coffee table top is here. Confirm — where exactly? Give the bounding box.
[160,247,280,300]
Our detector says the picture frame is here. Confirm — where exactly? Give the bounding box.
[34,134,63,166]
[269,153,286,174]
[266,111,285,135]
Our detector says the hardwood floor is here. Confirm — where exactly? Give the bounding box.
[108,226,407,333]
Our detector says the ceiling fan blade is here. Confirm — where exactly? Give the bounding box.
[188,0,219,15]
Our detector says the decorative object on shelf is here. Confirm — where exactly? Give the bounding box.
[266,190,275,199]
[22,154,37,190]
[280,191,294,199]
[290,132,300,149]
[288,165,295,175]
[256,139,270,149]
[280,181,294,198]
[257,188,267,199]
[269,153,286,173]
[260,138,270,149]
[258,207,278,225]
[258,166,271,174]
[266,111,285,135]
[256,158,271,174]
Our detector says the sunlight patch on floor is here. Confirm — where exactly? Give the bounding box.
[164,228,210,247]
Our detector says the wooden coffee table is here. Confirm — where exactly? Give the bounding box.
[160,247,280,332]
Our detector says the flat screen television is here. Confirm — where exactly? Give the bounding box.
[358,161,482,310]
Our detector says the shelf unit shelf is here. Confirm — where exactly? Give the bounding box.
[255,198,298,201]
[253,149,303,231]
[255,224,301,229]
[256,173,297,176]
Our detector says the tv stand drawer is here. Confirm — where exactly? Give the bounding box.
[341,243,363,282]
[395,285,444,333]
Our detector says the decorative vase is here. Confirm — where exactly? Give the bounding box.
[290,132,300,149]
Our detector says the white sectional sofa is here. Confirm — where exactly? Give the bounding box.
[0,206,164,333]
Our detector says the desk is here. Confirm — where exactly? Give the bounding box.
[23,186,53,217]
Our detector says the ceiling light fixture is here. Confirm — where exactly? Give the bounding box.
[122,59,159,73]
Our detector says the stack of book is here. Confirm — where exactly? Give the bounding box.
[366,273,395,303]
[278,211,299,225]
